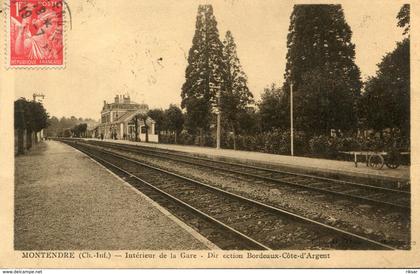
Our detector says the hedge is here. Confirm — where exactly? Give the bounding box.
[159,130,409,162]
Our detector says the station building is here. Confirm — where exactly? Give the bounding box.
[97,95,158,142]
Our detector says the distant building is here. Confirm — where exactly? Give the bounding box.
[98,94,158,142]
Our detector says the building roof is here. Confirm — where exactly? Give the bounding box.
[112,109,155,125]
[101,94,149,113]
[114,111,136,123]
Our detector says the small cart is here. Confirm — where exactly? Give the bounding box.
[340,150,409,170]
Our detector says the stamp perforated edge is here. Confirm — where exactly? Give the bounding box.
[4,0,67,70]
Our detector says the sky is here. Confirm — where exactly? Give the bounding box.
[13,0,406,120]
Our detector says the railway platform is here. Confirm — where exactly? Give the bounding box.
[14,140,215,250]
[85,138,410,186]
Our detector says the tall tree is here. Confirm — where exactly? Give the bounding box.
[397,4,410,35]
[181,4,225,145]
[360,5,410,138]
[221,31,254,149]
[282,4,362,135]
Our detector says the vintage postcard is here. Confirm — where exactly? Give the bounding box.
[0,0,419,269]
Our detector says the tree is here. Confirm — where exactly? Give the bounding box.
[14,99,28,154]
[148,108,165,133]
[397,4,410,35]
[71,125,79,137]
[71,123,88,137]
[44,116,59,137]
[221,31,254,149]
[131,114,141,142]
[28,101,49,137]
[360,6,410,139]
[258,84,288,132]
[236,107,260,135]
[165,104,184,144]
[181,4,225,145]
[46,116,96,137]
[294,67,358,134]
[63,129,72,137]
[137,113,150,143]
[14,98,49,153]
[282,4,362,135]
[80,123,88,137]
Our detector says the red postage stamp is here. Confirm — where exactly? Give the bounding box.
[7,0,64,68]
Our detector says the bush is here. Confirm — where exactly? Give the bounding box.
[204,134,215,147]
[309,135,336,158]
[360,136,385,151]
[219,129,307,155]
[335,136,361,151]
[178,131,195,145]
[159,129,409,163]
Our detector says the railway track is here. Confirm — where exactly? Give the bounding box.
[64,140,399,250]
[81,140,410,211]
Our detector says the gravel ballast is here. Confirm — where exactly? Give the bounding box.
[97,144,410,249]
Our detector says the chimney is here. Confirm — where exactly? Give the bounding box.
[103,100,106,106]
[123,94,130,104]
[114,95,119,104]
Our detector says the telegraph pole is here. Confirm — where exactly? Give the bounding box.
[290,82,294,156]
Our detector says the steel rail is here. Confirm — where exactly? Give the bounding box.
[85,140,410,210]
[72,143,271,250]
[70,141,397,250]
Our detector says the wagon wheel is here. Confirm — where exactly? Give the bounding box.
[368,153,384,169]
[385,151,400,169]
